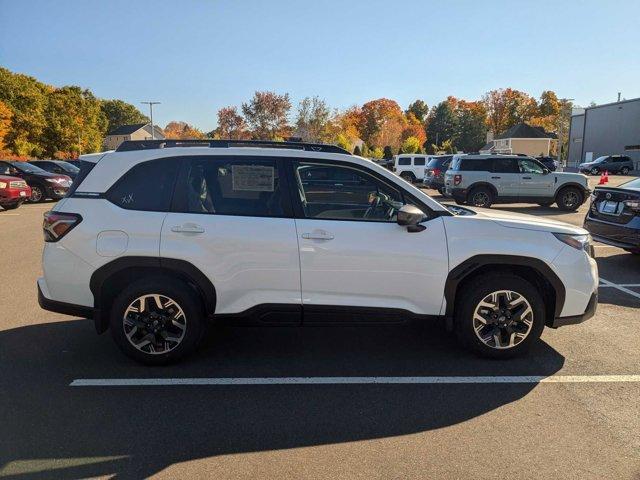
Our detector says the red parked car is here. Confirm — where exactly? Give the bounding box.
[0,175,32,210]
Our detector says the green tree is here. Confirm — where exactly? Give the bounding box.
[353,145,362,156]
[454,101,487,152]
[406,100,429,124]
[401,136,421,154]
[370,147,384,159]
[426,100,457,147]
[100,99,148,134]
[383,145,394,160]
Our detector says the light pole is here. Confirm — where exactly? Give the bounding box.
[141,101,161,139]
[557,98,574,167]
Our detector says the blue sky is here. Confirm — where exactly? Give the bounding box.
[1,0,639,131]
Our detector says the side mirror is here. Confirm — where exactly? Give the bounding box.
[397,205,427,232]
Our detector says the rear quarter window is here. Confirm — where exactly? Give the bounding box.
[460,159,492,172]
[398,158,411,166]
[106,158,180,211]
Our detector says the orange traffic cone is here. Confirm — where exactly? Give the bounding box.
[604,170,609,183]
[598,171,606,185]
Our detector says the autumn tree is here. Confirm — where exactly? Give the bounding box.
[406,100,429,124]
[164,121,205,139]
[360,98,406,150]
[482,88,538,135]
[353,145,362,156]
[401,112,427,146]
[401,136,421,154]
[100,99,148,134]
[214,106,248,139]
[333,106,363,151]
[294,96,333,143]
[0,100,13,153]
[242,91,291,140]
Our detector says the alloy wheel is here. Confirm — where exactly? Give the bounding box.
[472,191,489,207]
[122,294,187,355]
[472,290,534,349]
[563,191,579,209]
[30,186,43,202]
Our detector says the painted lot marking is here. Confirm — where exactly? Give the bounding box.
[599,277,640,300]
[70,375,640,387]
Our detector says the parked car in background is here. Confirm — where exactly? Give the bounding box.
[30,160,80,180]
[0,161,72,202]
[371,157,394,170]
[584,177,640,254]
[578,155,634,175]
[444,154,590,210]
[394,153,429,182]
[536,156,558,172]
[38,140,598,365]
[0,175,31,210]
[423,155,454,194]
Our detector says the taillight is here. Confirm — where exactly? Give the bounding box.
[623,199,640,213]
[43,211,82,242]
[454,174,462,186]
[433,168,441,177]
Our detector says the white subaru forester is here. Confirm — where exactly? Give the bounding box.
[38,140,598,364]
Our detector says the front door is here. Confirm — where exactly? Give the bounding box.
[161,155,301,319]
[490,157,521,199]
[290,160,449,319]
[518,158,554,197]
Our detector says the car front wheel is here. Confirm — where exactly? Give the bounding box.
[28,185,45,203]
[590,167,600,175]
[621,167,630,175]
[109,276,206,365]
[455,273,545,359]
[556,187,583,211]
[400,172,416,183]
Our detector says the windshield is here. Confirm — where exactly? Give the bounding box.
[593,156,607,163]
[11,162,48,173]
[57,161,80,173]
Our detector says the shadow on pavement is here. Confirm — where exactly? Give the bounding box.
[0,319,565,479]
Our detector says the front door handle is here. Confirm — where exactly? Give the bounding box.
[522,176,532,179]
[491,176,501,179]
[171,223,205,234]
[302,230,334,240]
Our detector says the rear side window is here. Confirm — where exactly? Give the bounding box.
[414,157,426,166]
[460,159,491,171]
[181,157,285,217]
[106,158,179,211]
[398,158,411,166]
[66,160,97,196]
[492,158,519,173]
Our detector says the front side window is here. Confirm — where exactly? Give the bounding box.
[518,159,545,174]
[294,162,403,222]
[106,158,179,211]
[492,158,519,173]
[183,157,285,217]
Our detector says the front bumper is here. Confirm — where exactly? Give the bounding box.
[550,292,597,328]
[45,185,69,198]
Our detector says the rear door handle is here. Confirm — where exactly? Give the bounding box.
[522,176,532,179]
[171,223,205,234]
[491,176,501,179]
[302,230,334,240]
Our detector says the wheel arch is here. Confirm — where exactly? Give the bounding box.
[89,256,216,334]
[555,182,588,199]
[444,255,565,326]
[467,182,498,198]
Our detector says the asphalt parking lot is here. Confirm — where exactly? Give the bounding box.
[1,177,639,479]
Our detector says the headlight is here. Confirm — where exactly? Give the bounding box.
[0,182,6,188]
[46,178,59,183]
[553,232,592,253]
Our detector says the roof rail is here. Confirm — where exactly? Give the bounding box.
[115,139,351,155]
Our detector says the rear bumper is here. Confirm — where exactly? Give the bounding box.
[584,216,640,249]
[550,292,597,328]
[445,187,467,202]
[423,177,445,189]
[38,279,94,319]
[0,188,31,203]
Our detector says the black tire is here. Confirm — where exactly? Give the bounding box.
[2,201,21,210]
[623,248,640,255]
[556,186,583,211]
[467,186,494,208]
[109,276,207,365]
[454,199,466,205]
[28,184,45,203]
[590,167,599,176]
[454,273,545,359]
[437,187,446,195]
[400,172,416,183]
[621,166,630,175]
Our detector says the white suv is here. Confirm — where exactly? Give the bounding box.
[393,154,429,183]
[38,140,598,364]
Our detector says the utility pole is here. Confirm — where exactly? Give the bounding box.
[617,92,621,102]
[557,98,574,167]
[141,101,161,139]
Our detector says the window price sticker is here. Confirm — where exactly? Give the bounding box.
[232,164,275,192]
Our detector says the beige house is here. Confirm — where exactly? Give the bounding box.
[480,123,557,157]
[103,123,166,150]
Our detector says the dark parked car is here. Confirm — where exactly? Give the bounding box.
[30,160,80,180]
[536,156,558,172]
[0,161,72,202]
[584,177,640,254]
[423,155,453,194]
[579,155,634,175]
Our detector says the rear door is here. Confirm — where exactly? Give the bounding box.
[518,158,554,197]
[161,155,302,319]
[490,158,521,198]
[413,156,427,179]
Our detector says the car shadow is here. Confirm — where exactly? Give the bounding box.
[596,252,640,308]
[0,319,565,479]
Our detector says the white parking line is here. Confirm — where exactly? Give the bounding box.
[70,375,640,387]
[599,277,640,300]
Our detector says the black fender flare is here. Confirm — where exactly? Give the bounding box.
[443,254,565,319]
[467,182,498,199]
[555,182,589,199]
[89,256,216,333]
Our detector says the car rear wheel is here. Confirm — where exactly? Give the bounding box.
[590,167,600,175]
[400,172,416,183]
[621,166,630,175]
[556,187,583,211]
[2,201,21,210]
[437,187,446,195]
[455,274,545,359]
[467,186,493,208]
[109,276,206,365]
[28,185,44,203]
